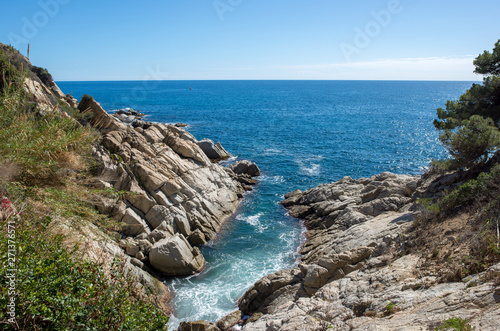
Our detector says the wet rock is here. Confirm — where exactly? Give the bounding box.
[217,310,243,330]
[178,320,219,331]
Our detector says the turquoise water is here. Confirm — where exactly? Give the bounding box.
[58,80,475,327]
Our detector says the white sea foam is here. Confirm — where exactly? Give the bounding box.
[219,155,238,166]
[299,162,321,176]
[295,155,324,176]
[236,213,267,233]
[259,175,285,184]
[264,148,282,155]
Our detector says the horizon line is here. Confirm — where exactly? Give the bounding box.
[56,78,482,83]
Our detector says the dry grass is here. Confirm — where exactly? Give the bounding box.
[409,165,500,282]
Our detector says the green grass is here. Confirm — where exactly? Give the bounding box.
[435,317,474,331]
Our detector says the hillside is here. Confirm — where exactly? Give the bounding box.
[0,43,260,330]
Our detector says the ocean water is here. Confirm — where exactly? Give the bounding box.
[58,80,475,328]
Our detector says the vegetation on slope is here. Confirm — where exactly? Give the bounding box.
[413,39,500,282]
[0,45,169,330]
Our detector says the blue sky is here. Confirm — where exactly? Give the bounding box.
[1,0,499,81]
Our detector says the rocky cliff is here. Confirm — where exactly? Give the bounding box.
[83,95,258,276]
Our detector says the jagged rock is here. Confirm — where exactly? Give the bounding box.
[216,310,243,330]
[149,233,205,276]
[64,94,78,108]
[78,95,127,133]
[147,229,172,244]
[137,239,152,254]
[145,205,174,229]
[230,160,261,177]
[121,208,150,236]
[178,320,219,331]
[197,138,230,160]
[24,77,54,114]
[46,218,170,313]
[242,258,500,331]
[280,172,418,265]
[125,242,140,257]
[239,246,375,316]
[188,228,207,246]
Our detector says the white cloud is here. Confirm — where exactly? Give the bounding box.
[267,56,480,81]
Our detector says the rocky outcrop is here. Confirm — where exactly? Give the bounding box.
[31,65,66,99]
[282,172,418,264]
[236,171,500,330]
[87,96,249,276]
[197,138,230,161]
[47,217,170,313]
[242,258,500,331]
[225,160,261,190]
[238,245,375,316]
[78,95,127,134]
[230,160,261,177]
[149,234,205,276]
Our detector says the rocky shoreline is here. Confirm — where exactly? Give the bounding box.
[178,171,500,331]
[77,96,265,281]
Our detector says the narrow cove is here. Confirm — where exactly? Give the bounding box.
[56,80,475,329]
[166,176,306,328]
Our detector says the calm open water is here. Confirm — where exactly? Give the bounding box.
[58,80,475,328]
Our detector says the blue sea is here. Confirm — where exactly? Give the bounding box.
[58,80,475,328]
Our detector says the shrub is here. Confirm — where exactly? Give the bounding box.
[0,210,169,330]
[439,115,500,169]
[384,302,397,315]
[439,164,500,212]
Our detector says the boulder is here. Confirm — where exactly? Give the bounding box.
[230,160,261,177]
[149,234,205,276]
[145,205,174,229]
[188,228,207,246]
[121,208,150,236]
[178,321,219,331]
[217,310,243,330]
[197,138,230,160]
[64,94,78,108]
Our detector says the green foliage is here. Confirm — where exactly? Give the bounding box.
[434,39,500,169]
[474,39,500,76]
[435,317,474,331]
[439,164,500,212]
[438,115,500,169]
[0,214,169,330]
[385,302,396,315]
[418,198,441,214]
[0,44,29,92]
[430,158,457,172]
[434,76,500,131]
[30,66,53,87]
[0,45,169,330]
